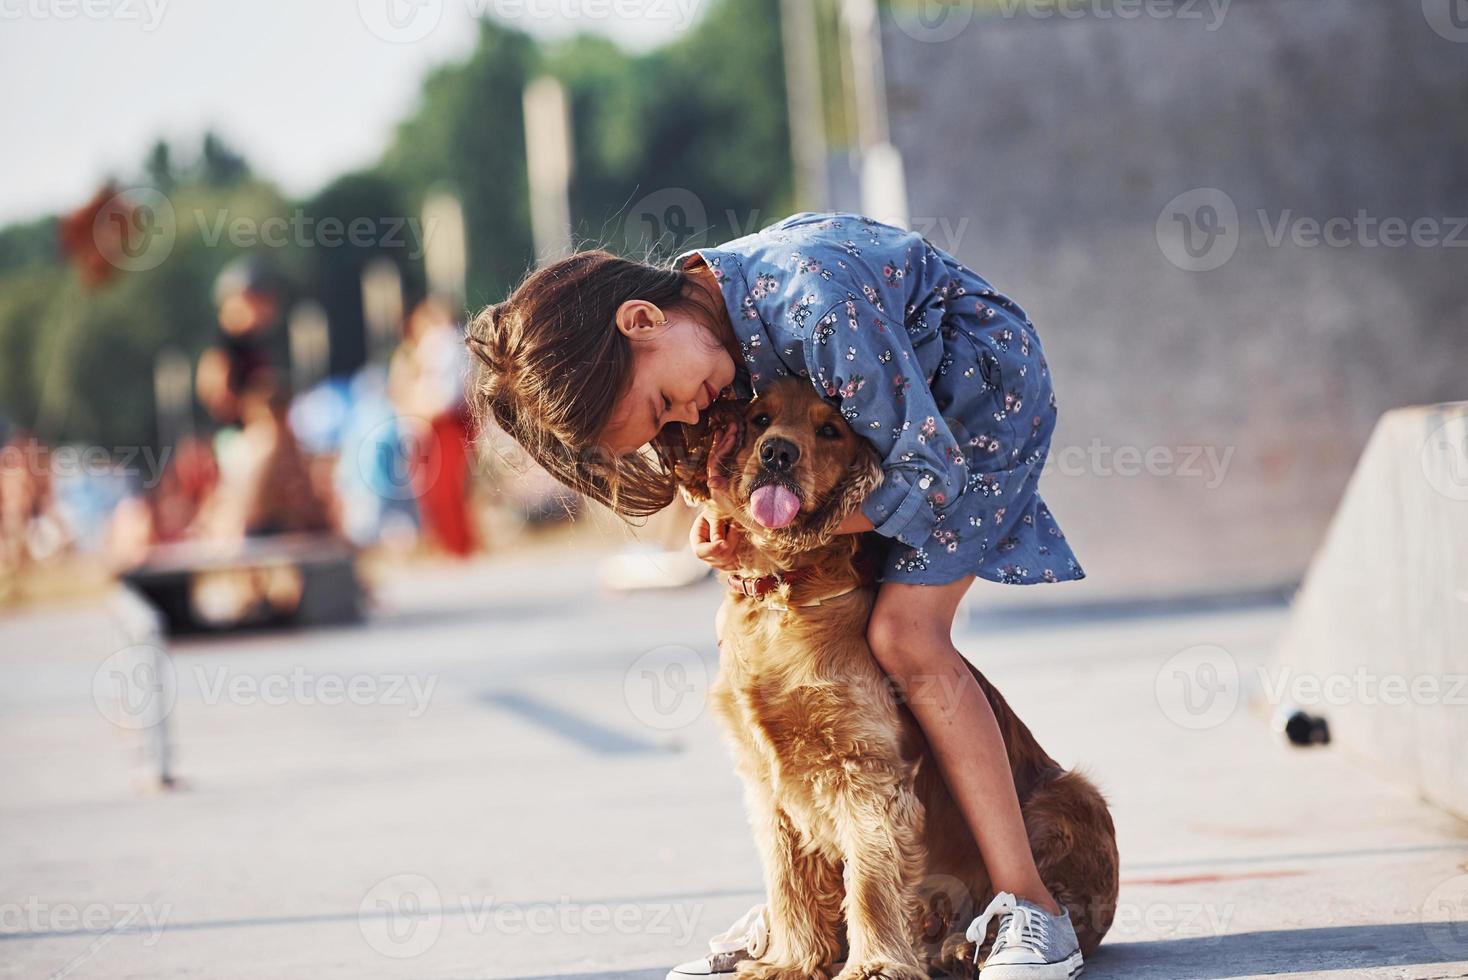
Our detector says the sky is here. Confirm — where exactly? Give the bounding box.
[0,0,710,227]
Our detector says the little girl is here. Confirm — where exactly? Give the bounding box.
[466,212,1086,979]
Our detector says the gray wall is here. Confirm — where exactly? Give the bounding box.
[876,0,1468,595]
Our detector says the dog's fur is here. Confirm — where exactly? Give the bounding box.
[677,379,1119,980]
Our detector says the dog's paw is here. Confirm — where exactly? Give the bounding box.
[736,961,834,980]
[834,960,927,980]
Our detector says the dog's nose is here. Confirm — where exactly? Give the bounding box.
[759,437,799,473]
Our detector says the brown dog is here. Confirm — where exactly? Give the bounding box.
[676,378,1118,980]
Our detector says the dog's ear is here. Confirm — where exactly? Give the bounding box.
[671,402,746,505]
[805,436,884,540]
[671,419,712,505]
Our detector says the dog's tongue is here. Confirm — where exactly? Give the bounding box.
[750,484,800,529]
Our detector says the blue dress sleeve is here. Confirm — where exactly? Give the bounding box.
[802,290,968,549]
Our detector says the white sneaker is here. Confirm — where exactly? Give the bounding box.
[968,892,1083,979]
[599,545,712,591]
[666,904,769,978]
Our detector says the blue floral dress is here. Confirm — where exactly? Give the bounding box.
[676,211,1084,587]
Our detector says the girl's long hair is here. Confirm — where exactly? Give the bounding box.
[464,249,728,518]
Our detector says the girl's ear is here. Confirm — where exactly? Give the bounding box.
[614,299,668,340]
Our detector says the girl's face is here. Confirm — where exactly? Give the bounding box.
[598,298,738,456]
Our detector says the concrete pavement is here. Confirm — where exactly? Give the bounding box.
[1,550,1465,979]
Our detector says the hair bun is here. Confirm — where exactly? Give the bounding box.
[466,302,513,378]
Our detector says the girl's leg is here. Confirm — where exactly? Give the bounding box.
[866,577,1061,916]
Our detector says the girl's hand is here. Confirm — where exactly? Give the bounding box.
[690,507,744,571]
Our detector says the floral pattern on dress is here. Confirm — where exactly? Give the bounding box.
[678,212,1084,587]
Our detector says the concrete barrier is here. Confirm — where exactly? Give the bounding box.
[1275,403,1468,819]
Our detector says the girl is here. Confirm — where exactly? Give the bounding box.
[466,212,1086,979]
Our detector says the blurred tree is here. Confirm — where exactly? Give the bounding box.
[546,0,793,261]
[0,216,59,279]
[301,171,426,376]
[377,19,537,310]
[0,0,797,446]
[641,0,792,239]
[377,0,793,303]
[200,131,250,187]
[0,264,66,433]
[542,34,648,233]
[1,177,299,447]
[144,140,176,192]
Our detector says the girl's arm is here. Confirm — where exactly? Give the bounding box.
[803,290,968,551]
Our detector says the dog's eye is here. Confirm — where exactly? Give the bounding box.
[751,412,771,428]
[816,422,841,439]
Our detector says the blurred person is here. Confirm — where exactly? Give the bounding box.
[0,431,61,596]
[150,436,221,543]
[192,378,334,623]
[288,377,356,536]
[190,255,337,542]
[388,297,477,556]
[105,256,290,570]
[1,432,79,566]
[49,453,132,557]
[466,213,1088,980]
[334,365,421,551]
[198,376,331,541]
[110,380,338,626]
[105,435,220,570]
[196,256,285,427]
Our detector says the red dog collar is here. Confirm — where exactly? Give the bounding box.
[726,565,817,599]
[725,551,878,603]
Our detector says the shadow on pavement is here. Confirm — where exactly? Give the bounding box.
[966,584,1295,632]
[523,921,1467,980]
[478,689,677,755]
[1088,922,1466,978]
[519,973,666,980]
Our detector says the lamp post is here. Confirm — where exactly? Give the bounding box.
[843,0,910,229]
[781,0,830,212]
[523,75,575,266]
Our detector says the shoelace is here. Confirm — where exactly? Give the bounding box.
[965,892,1049,964]
[708,904,768,958]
